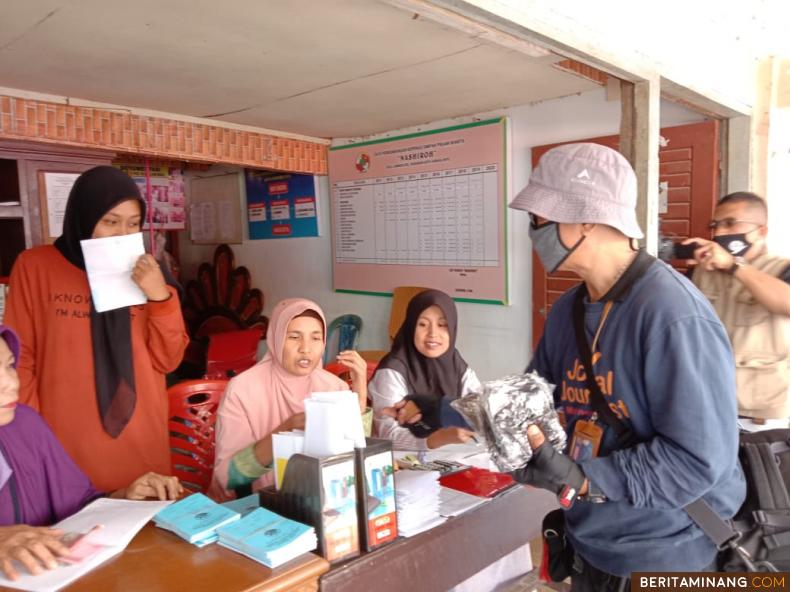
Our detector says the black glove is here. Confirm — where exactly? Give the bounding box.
[511,442,586,508]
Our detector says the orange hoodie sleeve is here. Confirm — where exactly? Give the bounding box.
[4,253,40,410]
[144,286,188,374]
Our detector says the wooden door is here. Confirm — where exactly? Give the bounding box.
[530,120,719,348]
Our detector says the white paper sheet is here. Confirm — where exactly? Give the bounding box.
[439,486,489,517]
[44,173,80,238]
[303,390,366,458]
[394,469,445,537]
[0,498,172,592]
[79,233,147,313]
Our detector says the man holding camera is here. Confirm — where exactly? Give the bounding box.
[685,192,790,431]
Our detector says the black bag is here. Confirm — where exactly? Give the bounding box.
[713,429,790,572]
[541,508,574,582]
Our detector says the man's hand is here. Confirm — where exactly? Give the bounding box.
[0,525,68,580]
[683,237,734,272]
[512,425,587,507]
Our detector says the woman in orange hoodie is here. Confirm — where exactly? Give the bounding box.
[4,166,188,492]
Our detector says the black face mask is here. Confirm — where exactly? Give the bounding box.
[713,233,751,257]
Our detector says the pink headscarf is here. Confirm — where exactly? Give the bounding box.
[211,298,347,498]
[257,298,347,418]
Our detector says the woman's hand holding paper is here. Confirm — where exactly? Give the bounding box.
[0,525,68,580]
[131,254,170,302]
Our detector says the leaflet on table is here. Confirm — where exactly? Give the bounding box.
[217,507,316,568]
[153,493,240,543]
[0,498,171,592]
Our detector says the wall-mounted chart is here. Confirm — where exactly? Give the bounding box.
[329,118,508,304]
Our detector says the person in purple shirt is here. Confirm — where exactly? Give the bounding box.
[0,324,182,581]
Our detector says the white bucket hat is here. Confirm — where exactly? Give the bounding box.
[509,143,644,239]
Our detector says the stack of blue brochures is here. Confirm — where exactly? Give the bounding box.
[153,493,241,547]
[220,493,262,518]
[216,507,317,568]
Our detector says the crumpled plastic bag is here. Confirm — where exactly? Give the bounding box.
[451,371,566,472]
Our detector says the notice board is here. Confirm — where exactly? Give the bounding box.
[115,163,187,230]
[189,173,243,244]
[329,118,508,304]
[245,170,319,239]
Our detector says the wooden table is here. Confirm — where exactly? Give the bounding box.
[0,524,330,592]
[320,485,557,592]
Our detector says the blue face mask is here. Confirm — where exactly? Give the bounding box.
[529,217,586,273]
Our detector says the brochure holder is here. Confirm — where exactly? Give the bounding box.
[259,452,360,563]
[354,438,398,551]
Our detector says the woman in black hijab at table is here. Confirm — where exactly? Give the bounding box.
[370,289,478,449]
[4,166,188,493]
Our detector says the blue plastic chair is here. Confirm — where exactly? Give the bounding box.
[323,314,363,365]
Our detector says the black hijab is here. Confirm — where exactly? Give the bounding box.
[378,289,469,402]
[55,166,145,438]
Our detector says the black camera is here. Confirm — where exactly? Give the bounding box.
[657,234,699,262]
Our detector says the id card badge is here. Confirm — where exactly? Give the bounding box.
[569,418,603,462]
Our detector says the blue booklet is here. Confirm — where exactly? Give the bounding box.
[217,507,316,567]
[220,493,261,518]
[154,493,240,543]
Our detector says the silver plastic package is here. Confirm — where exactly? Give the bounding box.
[451,371,566,472]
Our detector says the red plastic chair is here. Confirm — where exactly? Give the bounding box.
[205,327,263,379]
[168,379,228,493]
[324,360,379,387]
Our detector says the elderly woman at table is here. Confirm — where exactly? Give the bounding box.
[0,325,183,581]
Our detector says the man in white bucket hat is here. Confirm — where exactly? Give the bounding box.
[508,143,745,589]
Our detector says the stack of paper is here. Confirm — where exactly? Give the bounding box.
[153,493,240,547]
[393,469,445,537]
[0,498,171,592]
[217,507,317,568]
[303,390,366,458]
[438,486,489,517]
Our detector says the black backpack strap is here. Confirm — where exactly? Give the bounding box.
[685,440,790,572]
[571,288,638,449]
[684,498,739,548]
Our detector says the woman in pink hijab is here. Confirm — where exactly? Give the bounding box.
[210,298,367,500]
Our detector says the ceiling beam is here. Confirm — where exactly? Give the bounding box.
[391,0,752,118]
